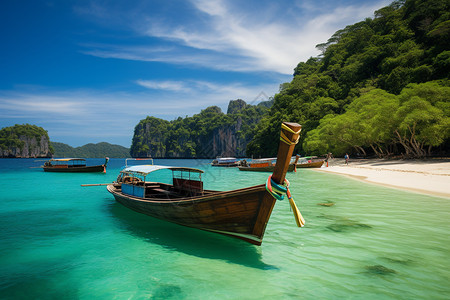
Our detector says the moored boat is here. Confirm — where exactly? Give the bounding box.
[296,156,325,168]
[43,157,109,173]
[107,122,305,245]
[211,157,241,167]
[238,156,300,172]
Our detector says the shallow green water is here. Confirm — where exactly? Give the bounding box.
[0,158,449,299]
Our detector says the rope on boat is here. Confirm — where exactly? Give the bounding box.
[265,175,305,227]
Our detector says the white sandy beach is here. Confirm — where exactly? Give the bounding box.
[315,158,450,198]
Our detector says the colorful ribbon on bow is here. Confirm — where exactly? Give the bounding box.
[266,175,305,227]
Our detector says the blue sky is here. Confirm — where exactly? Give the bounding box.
[0,0,390,147]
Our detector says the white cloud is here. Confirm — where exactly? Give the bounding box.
[81,0,390,74]
[135,79,276,105]
[0,97,85,115]
[0,79,278,146]
[136,80,190,92]
[0,81,276,117]
[192,0,227,16]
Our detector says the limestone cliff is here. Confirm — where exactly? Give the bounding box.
[196,116,245,157]
[130,99,270,158]
[0,124,53,158]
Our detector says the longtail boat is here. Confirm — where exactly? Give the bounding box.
[238,155,300,172]
[211,157,241,167]
[107,122,305,245]
[296,156,325,168]
[43,157,109,173]
[297,160,324,168]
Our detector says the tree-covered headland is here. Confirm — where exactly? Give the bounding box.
[247,0,449,158]
[0,124,53,158]
[130,99,271,158]
[51,142,130,158]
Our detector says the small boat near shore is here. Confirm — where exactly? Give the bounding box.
[211,157,241,167]
[296,156,325,168]
[238,155,300,172]
[106,122,305,245]
[43,157,109,173]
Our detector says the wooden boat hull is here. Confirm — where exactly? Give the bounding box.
[296,160,324,168]
[238,164,296,172]
[211,163,240,167]
[107,184,275,245]
[43,165,106,172]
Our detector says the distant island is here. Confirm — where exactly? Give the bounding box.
[51,142,130,158]
[0,124,53,158]
[0,124,130,158]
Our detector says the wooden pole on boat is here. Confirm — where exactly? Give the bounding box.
[272,122,302,183]
[251,122,302,244]
[273,122,305,228]
[81,183,112,187]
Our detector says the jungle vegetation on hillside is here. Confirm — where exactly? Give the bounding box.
[130,100,270,158]
[51,142,130,158]
[0,124,53,153]
[247,0,449,158]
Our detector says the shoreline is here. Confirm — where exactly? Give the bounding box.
[314,158,450,198]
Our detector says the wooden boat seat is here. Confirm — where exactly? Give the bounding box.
[152,188,171,194]
[144,187,180,198]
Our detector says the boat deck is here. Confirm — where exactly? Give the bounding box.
[112,182,217,199]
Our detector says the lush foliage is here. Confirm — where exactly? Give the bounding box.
[247,0,449,158]
[0,124,53,153]
[130,100,270,158]
[51,142,130,158]
[304,82,449,157]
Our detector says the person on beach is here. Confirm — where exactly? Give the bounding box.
[344,153,349,165]
[326,152,333,167]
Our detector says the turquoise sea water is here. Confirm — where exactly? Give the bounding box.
[0,158,449,299]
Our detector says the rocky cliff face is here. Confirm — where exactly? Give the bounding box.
[0,124,53,158]
[130,99,269,158]
[1,135,52,158]
[130,117,170,158]
[198,117,245,157]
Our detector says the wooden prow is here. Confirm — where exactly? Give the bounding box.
[272,122,302,183]
[251,122,302,245]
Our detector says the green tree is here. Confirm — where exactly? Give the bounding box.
[303,82,449,158]
[393,82,450,157]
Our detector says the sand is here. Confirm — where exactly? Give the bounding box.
[314,158,450,198]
